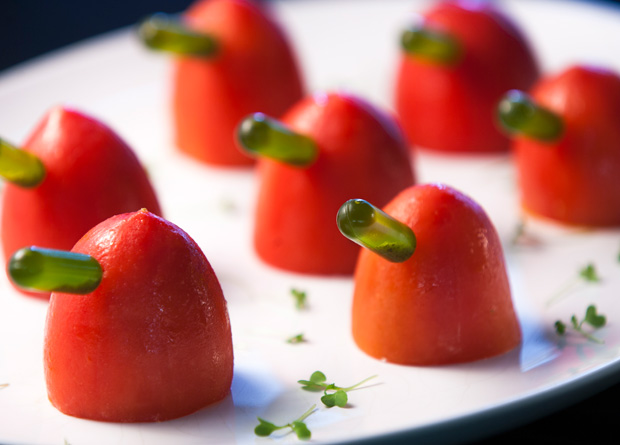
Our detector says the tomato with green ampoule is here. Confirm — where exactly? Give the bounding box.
[0,106,161,299]
[238,92,416,275]
[395,0,539,153]
[339,184,521,365]
[43,210,233,422]
[140,0,304,166]
[499,65,620,226]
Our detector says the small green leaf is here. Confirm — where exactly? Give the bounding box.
[321,393,337,407]
[310,371,326,384]
[321,389,348,408]
[287,333,306,344]
[291,421,311,440]
[299,383,324,392]
[555,320,566,335]
[254,418,277,437]
[291,288,307,310]
[570,315,579,329]
[333,390,348,407]
[584,305,606,328]
[298,371,328,391]
[579,263,600,282]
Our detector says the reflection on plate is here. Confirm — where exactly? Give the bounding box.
[1,1,620,444]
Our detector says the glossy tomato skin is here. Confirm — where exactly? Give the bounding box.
[514,66,620,226]
[173,0,304,166]
[352,184,520,365]
[255,92,416,275]
[44,210,233,422]
[395,1,539,153]
[1,107,161,298]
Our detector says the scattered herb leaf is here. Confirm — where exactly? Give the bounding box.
[298,371,377,408]
[290,421,311,440]
[584,305,606,328]
[555,305,606,344]
[321,390,348,408]
[547,263,602,307]
[511,220,526,245]
[310,371,326,383]
[579,263,600,282]
[219,197,237,214]
[291,288,307,310]
[254,404,316,440]
[255,418,278,437]
[287,333,306,344]
[511,219,541,246]
[298,371,326,391]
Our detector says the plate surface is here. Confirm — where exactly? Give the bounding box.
[1,1,620,444]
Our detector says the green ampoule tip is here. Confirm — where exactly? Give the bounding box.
[138,13,218,57]
[401,25,460,65]
[337,199,416,263]
[497,90,564,142]
[8,247,102,294]
[237,113,318,167]
[0,139,45,188]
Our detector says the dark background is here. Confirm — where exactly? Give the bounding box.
[2,0,194,72]
[2,0,620,444]
[3,0,620,73]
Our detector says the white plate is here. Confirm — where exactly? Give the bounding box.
[1,0,620,444]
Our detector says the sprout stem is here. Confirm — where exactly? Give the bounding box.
[0,139,46,188]
[401,25,460,65]
[296,404,317,423]
[237,113,318,167]
[337,199,416,263]
[8,247,102,294]
[342,375,378,392]
[138,13,218,57]
[573,324,604,344]
[497,90,563,142]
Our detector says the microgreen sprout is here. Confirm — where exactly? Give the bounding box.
[510,219,541,247]
[555,305,606,344]
[546,263,601,307]
[511,220,526,245]
[219,197,237,214]
[254,404,316,440]
[579,264,600,282]
[287,333,306,344]
[291,288,307,310]
[298,371,377,408]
